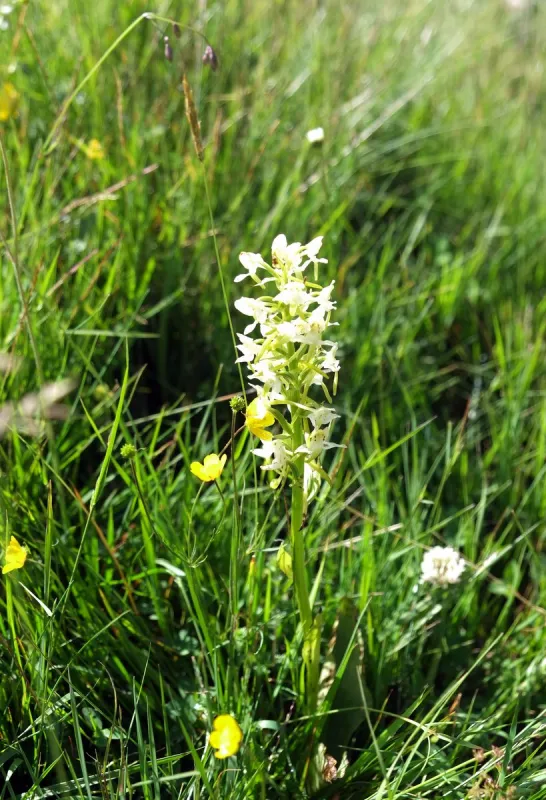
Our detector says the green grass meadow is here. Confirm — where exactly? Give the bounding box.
[2,0,546,796]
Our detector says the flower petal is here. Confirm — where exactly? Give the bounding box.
[210,715,243,759]
[190,462,211,481]
[2,536,27,574]
[250,426,273,441]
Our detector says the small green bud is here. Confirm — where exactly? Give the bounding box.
[276,543,293,581]
[230,395,246,413]
[121,443,136,460]
[94,383,109,400]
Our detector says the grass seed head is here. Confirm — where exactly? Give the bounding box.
[202,44,219,71]
[182,73,203,161]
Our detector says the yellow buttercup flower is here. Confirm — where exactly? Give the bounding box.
[0,82,20,122]
[245,398,275,441]
[86,138,105,160]
[209,714,243,759]
[190,453,227,482]
[2,536,27,575]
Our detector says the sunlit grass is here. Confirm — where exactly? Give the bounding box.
[1,0,546,797]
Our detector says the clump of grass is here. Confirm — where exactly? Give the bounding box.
[2,0,546,797]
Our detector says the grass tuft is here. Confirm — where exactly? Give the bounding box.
[2,0,546,797]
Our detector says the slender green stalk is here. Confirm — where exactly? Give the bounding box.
[228,411,243,625]
[290,415,321,712]
[129,458,166,632]
[290,444,312,633]
[201,166,246,397]
[226,411,243,707]
[5,567,28,708]
[184,565,224,707]
[57,345,130,620]
[0,137,69,534]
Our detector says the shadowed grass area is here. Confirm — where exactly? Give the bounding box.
[1,0,546,797]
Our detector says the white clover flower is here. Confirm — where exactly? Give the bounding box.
[306,127,325,144]
[420,546,466,587]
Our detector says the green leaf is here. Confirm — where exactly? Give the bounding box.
[319,598,369,763]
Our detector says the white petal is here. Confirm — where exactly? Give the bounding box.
[308,407,339,428]
[239,252,266,275]
[305,236,324,257]
[272,234,287,252]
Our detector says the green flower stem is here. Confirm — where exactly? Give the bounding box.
[291,469,311,629]
[290,416,320,712]
[5,570,28,709]
[229,412,242,626]
[201,164,246,398]
[0,138,69,535]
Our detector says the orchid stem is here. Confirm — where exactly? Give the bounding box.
[291,415,319,712]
